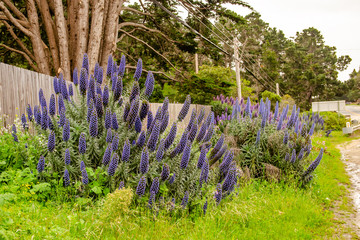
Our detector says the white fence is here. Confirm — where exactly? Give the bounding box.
[312,100,346,112]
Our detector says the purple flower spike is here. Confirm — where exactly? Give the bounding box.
[105,108,112,130]
[79,133,86,154]
[211,134,224,156]
[58,94,65,113]
[178,95,191,121]
[187,109,196,131]
[203,123,214,142]
[48,94,56,117]
[82,169,89,185]
[111,73,117,92]
[199,160,209,185]
[161,97,169,118]
[95,94,103,118]
[147,111,153,130]
[222,165,236,192]
[61,79,69,100]
[37,156,45,173]
[135,116,142,133]
[136,176,147,197]
[21,114,27,130]
[197,107,205,124]
[148,191,155,208]
[89,108,98,137]
[188,119,198,142]
[64,169,70,187]
[127,96,140,127]
[203,201,208,215]
[309,123,315,136]
[169,174,175,184]
[65,148,71,165]
[303,148,324,177]
[129,82,140,103]
[118,181,125,190]
[118,97,123,107]
[160,111,169,133]
[171,129,188,157]
[106,55,113,77]
[123,103,130,122]
[214,183,222,205]
[164,122,177,150]
[118,55,126,77]
[39,88,46,108]
[112,113,119,130]
[63,119,70,142]
[147,120,161,152]
[27,104,33,122]
[102,145,112,166]
[34,106,41,125]
[134,58,142,81]
[79,68,88,95]
[181,191,189,209]
[112,133,119,151]
[82,53,89,74]
[197,146,208,169]
[139,101,149,121]
[106,129,112,143]
[290,149,297,163]
[255,130,261,145]
[144,71,154,98]
[48,131,55,152]
[140,147,149,174]
[196,122,207,142]
[73,68,78,85]
[108,153,119,176]
[122,139,131,162]
[161,163,170,181]
[136,131,146,148]
[156,139,165,162]
[53,77,59,94]
[103,85,109,107]
[180,140,192,169]
[81,161,86,172]
[113,77,123,102]
[41,107,48,130]
[150,177,159,194]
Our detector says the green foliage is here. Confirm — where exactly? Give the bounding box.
[261,90,281,109]
[319,112,346,131]
[101,188,133,221]
[210,101,232,118]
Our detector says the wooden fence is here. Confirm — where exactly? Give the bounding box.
[0,63,210,127]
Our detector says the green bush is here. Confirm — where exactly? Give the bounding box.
[320,112,346,131]
[261,90,281,110]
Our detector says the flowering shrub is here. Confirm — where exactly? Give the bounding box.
[228,97,324,182]
[15,54,241,211]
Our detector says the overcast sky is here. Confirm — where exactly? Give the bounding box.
[224,0,360,81]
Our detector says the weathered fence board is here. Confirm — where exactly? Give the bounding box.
[0,63,211,127]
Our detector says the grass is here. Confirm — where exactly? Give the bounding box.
[0,131,358,239]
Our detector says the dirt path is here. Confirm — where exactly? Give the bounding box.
[338,139,360,237]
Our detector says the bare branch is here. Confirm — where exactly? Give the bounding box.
[0,2,33,36]
[1,20,36,62]
[125,65,180,82]
[2,0,28,23]
[0,43,39,71]
[118,22,175,43]
[121,6,153,16]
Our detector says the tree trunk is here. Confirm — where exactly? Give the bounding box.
[67,0,80,71]
[88,0,105,71]
[53,0,71,80]
[74,0,89,71]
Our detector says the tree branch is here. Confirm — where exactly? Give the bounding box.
[2,0,28,23]
[0,43,39,71]
[121,6,153,16]
[0,2,33,36]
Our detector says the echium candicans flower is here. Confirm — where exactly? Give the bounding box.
[102,85,109,107]
[255,130,261,145]
[203,122,214,142]
[37,156,45,173]
[27,104,33,121]
[104,108,112,129]
[111,73,117,92]
[58,94,65,113]
[49,94,56,116]
[148,107,162,133]
[64,169,70,187]
[112,133,119,151]
[139,101,149,121]
[290,149,296,163]
[186,109,196,131]
[87,99,94,123]
[12,132,18,143]
[148,191,156,208]
[97,66,104,84]
[106,55,113,77]
[285,152,290,162]
[122,139,131,162]
[199,160,209,186]
[298,148,305,160]
[94,63,100,81]
[132,115,141,133]
[61,79,69,100]
[39,88,45,108]
[140,147,149,174]
[211,134,224,156]
[134,58,142,81]
[197,107,205,124]
[188,119,198,142]
[181,191,189,209]
[204,112,214,128]
[106,129,112,143]
[222,166,236,192]
[214,183,222,205]
[171,129,188,157]
[219,150,234,175]
[82,53,89,74]
[303,148,324,177]
[79,68,88,95]
[203,200,208,215]
[161,97,169,118]
[108,153,119,176]
[156,139,165,162]
[211,145,227,164]
[34,106,41,125]
[65,148,71,165]
[147,120,160,152]
[79,133,86,154]
[113,77,123,102]
[119,181,125,190]
[129,81,140,103]
[144,71,154,98]
[169,173,175,184]
[48,131,55,152]
[161,163,170,181]
[53,77,59,94]
[160,112,169,133]
[127,96,140,127]
[112,112,119,130]
[102,145,112,166]
[277,114,284,131]
[41,107,48,130]
[180,140,192,169]
[283,131,289,144]
[261,114,266,128]
[21,114,27,130]
[164,122,177,150]
[136,176,147,197]
[123,103,130,122]
[63,119,70,142]
[197,146,208,169]
[196,122,207,142]
[118,55,126,77]
[147,111,153,130]
[245,97,251,117]
[178,95,191,121]
[95,94,103,118]
[112,62,117,75]
[89,108,98,137]
[81,161,86,172]
[308,122,315,136]
[118,97,123,107]
[82,168,89,185]
[150,177,159,194]
[96,82,102,96]
[73,68,78,85]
